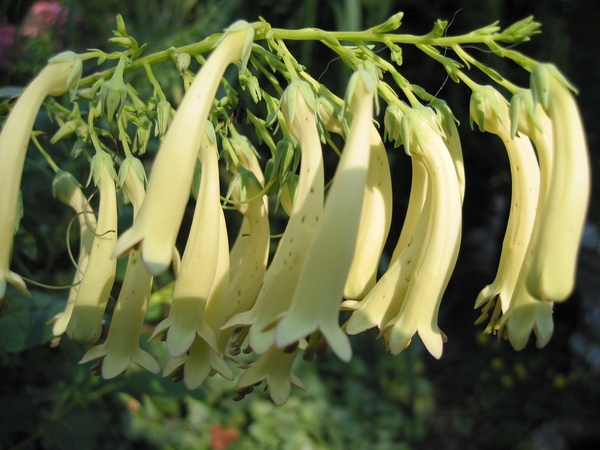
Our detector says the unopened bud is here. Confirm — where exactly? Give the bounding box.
[176,53,191,74]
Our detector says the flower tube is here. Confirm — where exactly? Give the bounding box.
[66,152,118,345]
[274,70,377,362]
[79,158,160,378]
[383,108,462,358]
[112,21,254,276]
[150,122,222,358]
[526,65,591,302]
[222,81,325,356]
[0,52,81,300]
[50,171,97,336]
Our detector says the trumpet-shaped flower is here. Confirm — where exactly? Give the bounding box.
[0,52,81,300]
[383,108,462,358]
[472,88,540,314]
[526,64,591,302]
[213,170,270,354]
[66,153,118,345]
[79,159,160,378]
[150,122,222,358]
[222,81,325,356]
[50,170,97,336]
[236,346,306,406]
[274,70,377,362]
[112,21,254,276]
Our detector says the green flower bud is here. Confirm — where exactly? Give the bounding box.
[369,12,404,34]
[176,53,191,74]
[115,14,128,37]
[100,57,128,123]
[389,43,403,66]
[383,103,403,145]
[239,70,261,104]
[50,119,78,144]
[108,36,134,48]
[76,88,97,102]
[469,85,506,132]
[155,100,172,137]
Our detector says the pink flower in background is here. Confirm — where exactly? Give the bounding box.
[21,1,68,38]
[0,21,16,69]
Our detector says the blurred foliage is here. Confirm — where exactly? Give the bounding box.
[1,0,600,449]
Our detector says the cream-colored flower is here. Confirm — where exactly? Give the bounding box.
[0,52,81,300]
[112,21,254,276]
[78,159,160,378]
[472,88,540,314]
[150,123,222,358]
[222,81,324,356]
[66,152,118,345]
[50,171,97,336]
[382,108,462,358]
[274,70,377,362]
[525,65,590,302]
[236,346,306,406]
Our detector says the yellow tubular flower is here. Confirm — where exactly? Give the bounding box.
[162,335,233,390]
[204,209,231,331]
[236,346,306,406]
[79,160,160,379]
[66,154,118,345]
[344,160,429,335]
[162,211,233,388]
[50,172,97,336]
[319,101,393,301]
[500,276,554,350]
[215,172,270,354]
[227,146,266,281]
[390,155,428,264]
[526,67,591,302]
[0,52,81,300]
[491,93,555,351]
[439,110,466,204]
[274,70,377,362]
[473,90,541,314]
[112,21,254,275]
[384,109,462,359]
[150,122,221,358]
[222,81,325,355]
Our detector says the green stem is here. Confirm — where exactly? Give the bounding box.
[31,133,60,173]
[221,174,278,206]
[79,34,222,87]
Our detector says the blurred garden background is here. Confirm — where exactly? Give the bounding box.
[1,0,600,448]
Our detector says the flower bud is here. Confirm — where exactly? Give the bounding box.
[176,52,191,74]
[100,57,128,123]
[155,100,171,137]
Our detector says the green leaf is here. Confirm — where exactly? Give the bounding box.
[0,289,66,354]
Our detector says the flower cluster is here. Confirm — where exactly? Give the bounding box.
[0,14,590,405]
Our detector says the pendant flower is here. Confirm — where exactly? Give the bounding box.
[236,346,306,406]
[222,80,324,356]
[50,170,97,337]
[150,122,222,358]
[66,152,118,345]
[79,158,160,378]
[112,21,254,276]
[274,69,377,362]
[0,51,81,301]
